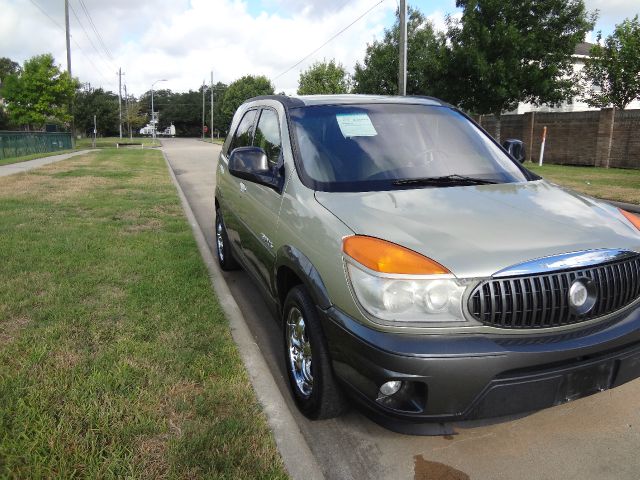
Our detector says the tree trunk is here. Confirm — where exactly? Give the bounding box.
[494,113,501,144]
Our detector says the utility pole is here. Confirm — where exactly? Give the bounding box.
[64,0,75,144]
[92,115,96,148]
[202,80,206,141]
[124,84,131,139]
[398,0,407,96]
[210,71,214,143]
[118,68,123,139]
[64,0,71,76]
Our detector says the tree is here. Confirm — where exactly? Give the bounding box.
[0,57,20,86]
[74,84,119,136]
[581,15,640,109]
[297,59,351,94]
[0,57,21,129]
[2,54,77,130]
[443,0,595,141]
[353,7,445,96]
[219,75,274,132]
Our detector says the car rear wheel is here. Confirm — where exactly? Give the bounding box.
[215,208,239,271]
[283,285,347,419]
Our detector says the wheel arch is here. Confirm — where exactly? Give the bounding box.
[274,246,332,313]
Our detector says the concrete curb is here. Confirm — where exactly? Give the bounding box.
[163,152,324,480]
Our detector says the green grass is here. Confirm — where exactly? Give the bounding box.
[528,163,640,205]
[0,149,80,167]
[0,149,287,479]
[76,137,159,149]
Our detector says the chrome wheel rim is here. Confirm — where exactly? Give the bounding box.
[216,218,225,262]
[286,306,313,397]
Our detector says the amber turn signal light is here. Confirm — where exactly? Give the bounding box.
[620,209,640,231]
[343,236,450,275]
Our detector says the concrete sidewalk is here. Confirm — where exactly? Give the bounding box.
[0,150,96,177]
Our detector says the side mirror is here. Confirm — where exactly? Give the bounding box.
[503,139,526,163]
[229,146,269,176]
[228,146,282,191]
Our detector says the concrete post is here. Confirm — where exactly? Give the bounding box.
[595,107,615,168]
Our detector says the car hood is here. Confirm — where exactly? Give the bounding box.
[314,180,640,278]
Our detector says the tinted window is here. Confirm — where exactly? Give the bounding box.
[230,109,257,152]
[289,104,529,192]
[254,109,282,166]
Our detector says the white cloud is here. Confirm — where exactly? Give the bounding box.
[4,0,635,98]
[1,0,393,96]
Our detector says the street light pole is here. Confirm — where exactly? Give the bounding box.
[151,79,167,143]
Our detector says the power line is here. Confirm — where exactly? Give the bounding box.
[273,0,388,80]
[68,2,115,75]
[28,0,64,30]
[28,0,114,88]
[77,0,115,62]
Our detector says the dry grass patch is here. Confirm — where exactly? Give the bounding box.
[0,315,31,346]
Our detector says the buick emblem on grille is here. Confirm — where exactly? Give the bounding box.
[568,278,597,315]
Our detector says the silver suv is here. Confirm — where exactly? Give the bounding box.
[215,95,640,433]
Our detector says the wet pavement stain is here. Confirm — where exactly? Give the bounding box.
[414,455,470,480]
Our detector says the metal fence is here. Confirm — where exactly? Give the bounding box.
[0,131,73,160]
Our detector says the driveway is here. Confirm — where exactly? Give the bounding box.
[162,137,640,480]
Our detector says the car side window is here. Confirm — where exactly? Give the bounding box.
[229,109,257,153]
[253,109,282,166]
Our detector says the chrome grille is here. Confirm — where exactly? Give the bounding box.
[468,254,640,329]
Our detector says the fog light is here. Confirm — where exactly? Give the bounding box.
[379,380,402,397]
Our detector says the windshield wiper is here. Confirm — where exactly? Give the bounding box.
[392,174,499,186]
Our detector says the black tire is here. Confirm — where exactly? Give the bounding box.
[215,208,240,271]
[283,285,348,420]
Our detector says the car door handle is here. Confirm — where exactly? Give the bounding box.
[239,182,247,192]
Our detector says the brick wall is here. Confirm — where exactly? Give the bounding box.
[475,109,640,169]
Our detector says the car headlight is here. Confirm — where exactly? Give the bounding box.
[343,236,470,324]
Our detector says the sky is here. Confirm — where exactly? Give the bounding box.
[1,0,638,96]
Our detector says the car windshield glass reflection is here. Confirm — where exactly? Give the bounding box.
[289,104,529,192]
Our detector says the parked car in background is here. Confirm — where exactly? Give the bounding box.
[214,94,640,433]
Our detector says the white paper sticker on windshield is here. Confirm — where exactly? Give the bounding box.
[336,113,377,138]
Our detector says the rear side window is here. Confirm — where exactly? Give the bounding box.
[229,109,257,152]
[254,109,282,166]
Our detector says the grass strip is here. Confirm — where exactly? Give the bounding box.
[528,163,640,205]
[76,137,160,149]
[0,149,287,479]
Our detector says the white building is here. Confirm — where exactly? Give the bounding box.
[513,42,640,114]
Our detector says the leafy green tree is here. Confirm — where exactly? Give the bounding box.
[443,0,595,141]
[74,84,119,136]
[0,57,20,86]
[353,7,445,96]
[124,97,147,136]
[220,75,274,132]
[2,54,77,130]
[298,59,351,94]
[0,57,20,129]
[581,15,640,109]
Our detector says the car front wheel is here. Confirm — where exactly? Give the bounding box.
[283,285,347,420]
[215,208,239,271]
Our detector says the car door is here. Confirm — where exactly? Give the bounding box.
[238,107,285,293]
[218,108,258,259]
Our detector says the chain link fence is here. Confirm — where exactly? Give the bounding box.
[0,131,73,160]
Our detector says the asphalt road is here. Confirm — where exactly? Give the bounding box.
[162,137,640,480]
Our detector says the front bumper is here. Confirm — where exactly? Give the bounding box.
[321,303,640,434]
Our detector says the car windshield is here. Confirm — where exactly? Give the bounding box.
[288,103,530,192]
